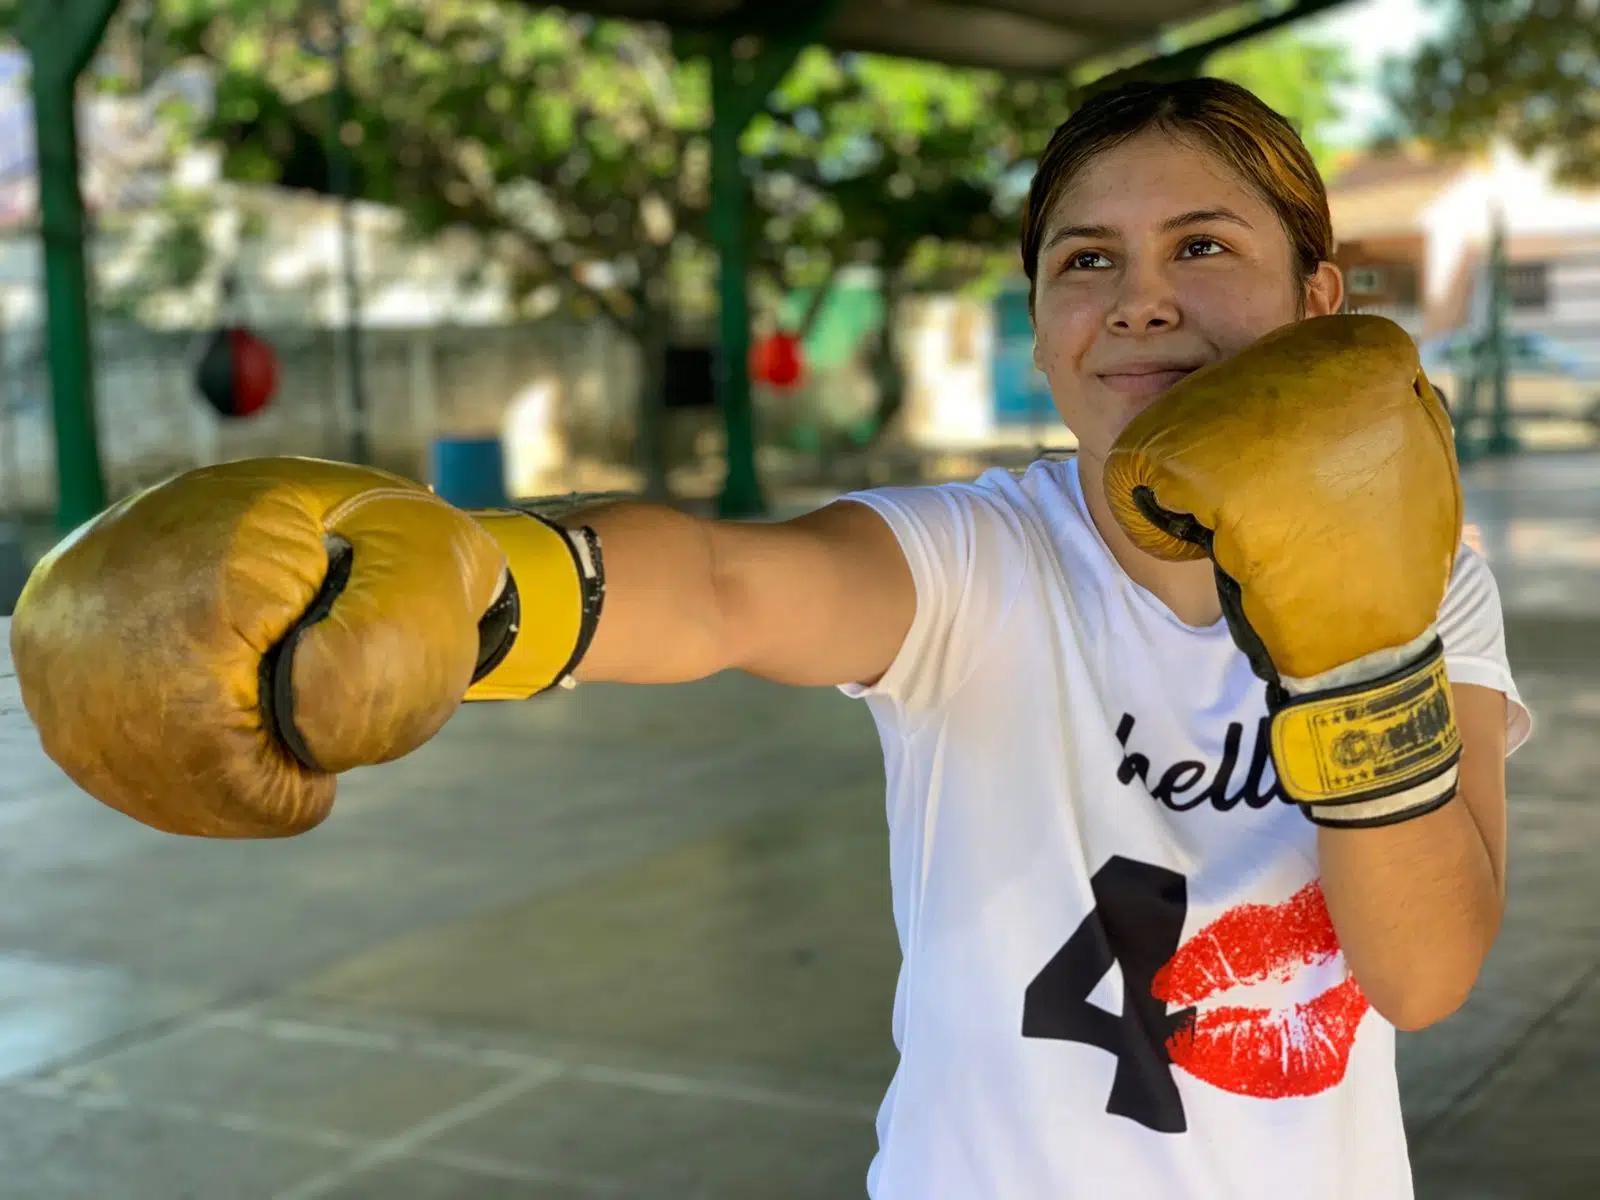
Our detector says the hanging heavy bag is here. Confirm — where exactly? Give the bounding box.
[196,326,280,419]
[751,331,805,390]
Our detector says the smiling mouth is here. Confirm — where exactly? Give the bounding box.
[1097,368,1199,395]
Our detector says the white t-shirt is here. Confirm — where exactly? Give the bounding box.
[839,455,1531,1200]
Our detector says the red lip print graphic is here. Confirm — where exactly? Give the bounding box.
[1153,880,1370,1099]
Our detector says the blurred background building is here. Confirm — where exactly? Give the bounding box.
[1,0,1596,517]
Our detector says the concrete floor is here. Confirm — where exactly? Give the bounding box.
[0,452,1597,1199]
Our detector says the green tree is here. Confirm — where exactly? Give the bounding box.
[753,53,1066,445]
[171,4,713,331]
[57,2,1053,473]
[109,3,1044,462]
[103,1,741,491]
[1205,29,1359,175]
[1382,0,1600,185]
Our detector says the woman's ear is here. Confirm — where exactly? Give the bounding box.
[1304,261,1345,317]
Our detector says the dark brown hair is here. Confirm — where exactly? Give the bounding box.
[1021,77,1334,309]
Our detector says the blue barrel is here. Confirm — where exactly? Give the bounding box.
[430,436,509,509]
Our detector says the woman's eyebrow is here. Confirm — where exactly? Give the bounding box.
[1162,207,1253,232]
[1041,222,1117,252]
[1040,207,1254,255]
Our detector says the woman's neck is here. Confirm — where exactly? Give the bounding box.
[1076,452,1223,629]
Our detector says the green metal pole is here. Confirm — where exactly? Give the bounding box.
[708,40,762,518]
[1484,206,1519,456]
[22,0,122,530]
[325,0,369,465]
[697,3,838,519]
[1454,371,1480,466]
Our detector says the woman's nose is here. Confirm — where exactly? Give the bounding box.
[1105,262,1180,333]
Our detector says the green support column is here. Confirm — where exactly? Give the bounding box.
[700,3,837,519]
[1483,207,1519,456]
[21,0,122,531]
[707,42,765,518]
[1454,370,1481,466]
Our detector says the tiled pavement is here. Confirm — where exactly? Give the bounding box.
[0,452,1595,1198]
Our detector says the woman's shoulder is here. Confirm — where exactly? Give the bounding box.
[837,455,1097,576]
[967,455,1097,539]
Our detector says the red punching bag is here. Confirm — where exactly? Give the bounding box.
[751,331,804,390]
[196,325,279,419]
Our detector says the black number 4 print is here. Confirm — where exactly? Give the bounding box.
[1022,855,1195,1134]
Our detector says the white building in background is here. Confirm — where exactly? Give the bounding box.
[1327,141,1600,443]
[1331,141,1600,360]
[1421,146,1600,357]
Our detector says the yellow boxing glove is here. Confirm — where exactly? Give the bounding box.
[1103,315,1464,827]
[11,457,603,839]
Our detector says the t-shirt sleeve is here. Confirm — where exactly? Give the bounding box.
[836,470,1032,720]
[1436,540,1532,756]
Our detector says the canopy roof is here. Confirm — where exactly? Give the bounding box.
[543,0,1254,74]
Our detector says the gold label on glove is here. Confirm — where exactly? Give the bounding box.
[1271,655,1460,805]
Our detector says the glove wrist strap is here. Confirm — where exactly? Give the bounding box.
[466,511,605,701]
[1268,635,1462,825]
[1300,765,1459,828]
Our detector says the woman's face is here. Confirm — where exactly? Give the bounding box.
[1031,129,1344,464]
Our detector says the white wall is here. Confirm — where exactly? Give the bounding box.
[901,295,998,446]
[1422,145,1600,358]
[0,317,641,514]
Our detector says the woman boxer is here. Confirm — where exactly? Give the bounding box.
[14,77,1528,1200]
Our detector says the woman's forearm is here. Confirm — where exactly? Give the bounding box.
[1317,795,1501,1031]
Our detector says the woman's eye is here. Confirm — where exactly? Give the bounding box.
[1181,237,1224,258]
[1063,250,1110,271]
